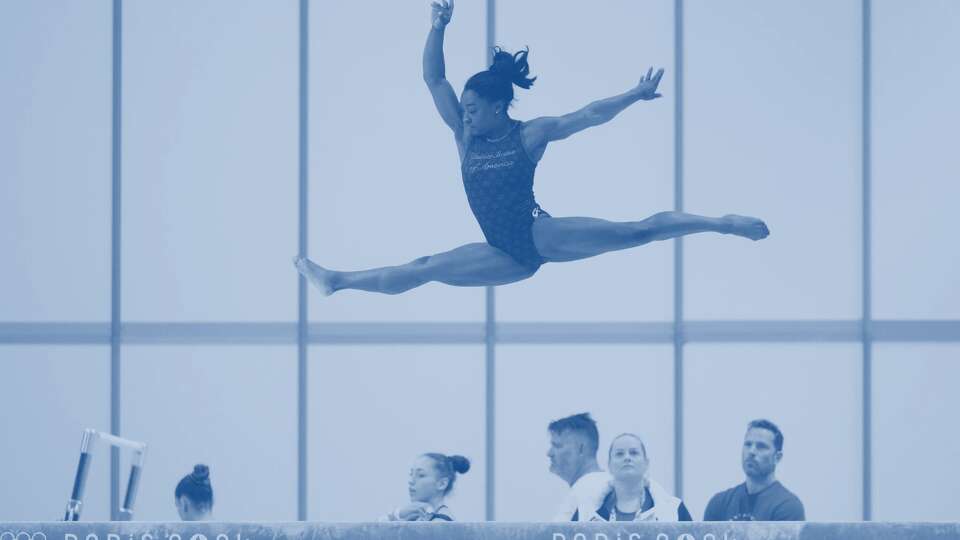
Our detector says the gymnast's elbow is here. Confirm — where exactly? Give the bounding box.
[580,106,611,128]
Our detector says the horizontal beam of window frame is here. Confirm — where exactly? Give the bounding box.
[2,320,960,345]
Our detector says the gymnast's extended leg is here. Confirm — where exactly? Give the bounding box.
[532,211,769,262]
[294,242,536,295]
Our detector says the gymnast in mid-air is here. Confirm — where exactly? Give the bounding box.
[295,0,769,296]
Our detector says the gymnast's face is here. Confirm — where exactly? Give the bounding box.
[408,455,447,504]
[608,435,648,484]
[460,90,504,136]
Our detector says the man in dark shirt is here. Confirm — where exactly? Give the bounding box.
[703,419,805,521]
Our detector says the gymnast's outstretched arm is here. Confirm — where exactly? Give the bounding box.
[523,67,665,159]
[423,0,464,140]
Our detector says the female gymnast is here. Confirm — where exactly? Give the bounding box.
[380,453,471,521]
[295,0,769,296]
[174,464,214,521]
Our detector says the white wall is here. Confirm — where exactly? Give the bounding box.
[122,0,299,322]
[873,0,960,319]
[120,345,298,521]
[873,344,960,521]
[0,347,111,521]
[0,0,111,322]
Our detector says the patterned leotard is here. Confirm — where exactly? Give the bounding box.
[461,120,550,271]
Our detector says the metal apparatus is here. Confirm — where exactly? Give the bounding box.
[64,429,147,521]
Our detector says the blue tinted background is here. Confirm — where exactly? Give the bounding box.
[1,0,958,523]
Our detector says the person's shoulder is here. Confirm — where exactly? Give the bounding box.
[768,482,805,520]
[575,472,612,495]
[703,483,744,519]
[770,481,803,502]
[430,505,455,521]
[579,471,612,484]
[710,482,744,501]
[572,472,613,516]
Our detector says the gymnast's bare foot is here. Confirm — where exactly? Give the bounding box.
[722,215,770,241]
[293,256,336,296]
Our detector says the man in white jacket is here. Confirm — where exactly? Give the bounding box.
[547,412,611,521]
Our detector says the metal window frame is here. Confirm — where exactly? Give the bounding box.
[6,0,958,523]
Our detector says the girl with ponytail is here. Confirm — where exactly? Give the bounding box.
[295,0,769,295]
[381,453,471,521]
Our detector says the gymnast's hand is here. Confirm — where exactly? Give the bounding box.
[431,0,454,30]
[634,67,665,100]
[396,502,434,520]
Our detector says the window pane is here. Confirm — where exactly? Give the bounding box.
[684,343,862,521]
[121,345,297,521]
[0,346,110,520]
[496,0,674,322]
[495,344,674,520]
[684,0,862,319]
[122,1,298,321]
[308,2,487,322]
[874,343,960,520]
[0,1,111,322]
[873,1,960,319]
[308,345,485,521]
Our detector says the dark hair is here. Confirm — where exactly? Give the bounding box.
[175,464,213,509]
[747,419,784,452]
[423,453,470,495]
[548,412,599,455]
[608,432,648,461]
[463,46,537,108]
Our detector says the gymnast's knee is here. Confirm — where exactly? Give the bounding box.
[376,257,432,294]
[633,211,681,241]
[647,210,681,224]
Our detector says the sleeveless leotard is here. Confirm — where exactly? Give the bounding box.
[461,120,550,271]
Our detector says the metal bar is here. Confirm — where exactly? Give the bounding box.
[673,0,685,499]
[485,287,496,522]
[97,432,147,451]
[119,463,142,520]
[121,322,297,344]
[5,320,960,345]
[861,0,873,522]
[683,320,862,342]
[311,322,484,344]
[297,0,310,522]
[65,450,92,521]
[497,322,674,343]
[872,320,960,341]
[0,323,110,344]
[110,0,123,521]
[485,0,496,522]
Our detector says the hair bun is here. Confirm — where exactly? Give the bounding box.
[489,47,536,90]
[449,455,471,474]
[191,464,210,483]
[490,51,514,75]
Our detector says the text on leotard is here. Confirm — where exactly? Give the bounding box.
[467,149,518,174]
